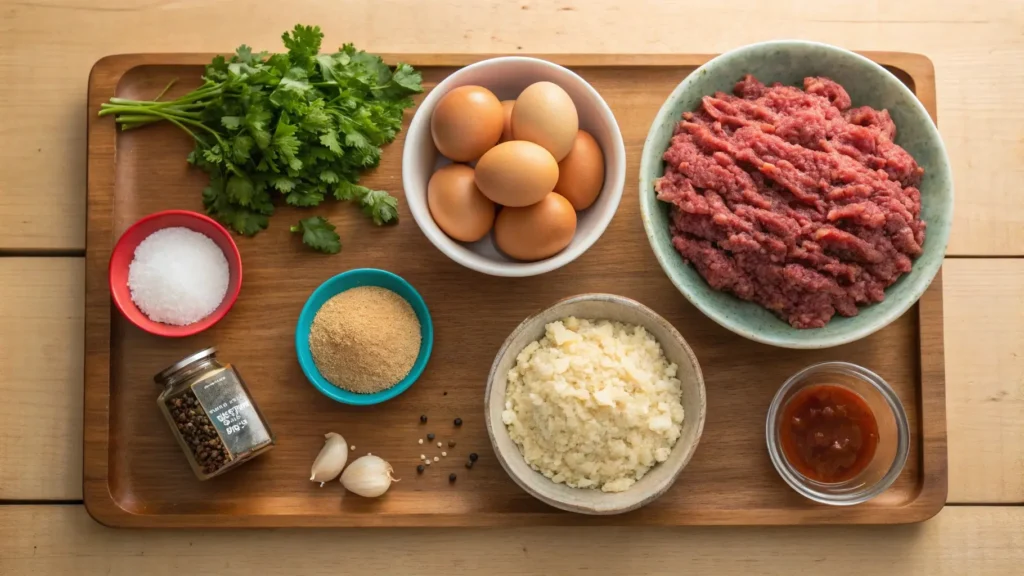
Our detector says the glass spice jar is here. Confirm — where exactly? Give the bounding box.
[155,347,275,480]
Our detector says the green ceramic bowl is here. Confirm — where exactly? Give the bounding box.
[639,40,953,349]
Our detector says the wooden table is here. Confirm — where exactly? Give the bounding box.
[1,0,1022,573]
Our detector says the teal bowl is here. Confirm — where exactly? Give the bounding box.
[295,268,434,405]
[639,40,954,349]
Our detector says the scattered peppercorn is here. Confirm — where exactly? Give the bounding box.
[427,433,435,441]
[469,452,479,462]
[465,461,474,469]
[454,417,463,426]
[417,464,425,474]
[449,473,457,483]
[420,415,427,423]
[443,391,448,396]
[448,440,456,448]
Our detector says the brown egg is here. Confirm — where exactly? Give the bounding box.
[475,141,559,207]
[499,100,515,142]
[556,130,605,210]
[427,164,495,242]
[494,192,577,261]
[430,86,504,162]
[511,81,578,161]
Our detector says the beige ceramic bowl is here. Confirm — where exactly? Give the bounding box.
[484,293,707,515]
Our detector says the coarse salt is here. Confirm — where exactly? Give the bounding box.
[128,227,229,326]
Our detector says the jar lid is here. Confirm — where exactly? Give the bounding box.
[154,347,218,385]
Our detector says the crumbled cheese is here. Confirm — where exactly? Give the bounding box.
[502,317,685,493]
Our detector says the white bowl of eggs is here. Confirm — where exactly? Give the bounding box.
[403,57,626,277]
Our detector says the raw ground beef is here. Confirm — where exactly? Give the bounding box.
[655,75,925,329]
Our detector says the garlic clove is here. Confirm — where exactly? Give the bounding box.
[310,432,348,485]
[340,454,399,498]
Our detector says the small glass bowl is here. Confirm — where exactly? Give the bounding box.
[766,361,909,506]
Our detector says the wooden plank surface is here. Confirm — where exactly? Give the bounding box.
[2,257,1020,503]
[945,259,1024,503]
[1,505,1023,575]
[0,259,84,500]
[0,0,1022,253]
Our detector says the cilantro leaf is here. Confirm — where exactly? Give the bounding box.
[319,130,342,155]
[281,25,323,69]
[203,175,270,236]
[270,67,313,107]
[391,63,423,93]
[231,134,254,163]
[290,216,340,254]
[333,181,368,202]
[333,182,398,225]
[285,186,325,207]
[226,175,256,206]
[360,188,400,225]
[221,116,243,130]
[272,117,302,170]
[315,53,351,84]
[269,175,298,192]
[235,45,268,66]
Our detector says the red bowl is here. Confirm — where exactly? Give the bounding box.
[109,210,242,338]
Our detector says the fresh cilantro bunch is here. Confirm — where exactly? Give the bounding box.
[98,25,422,253]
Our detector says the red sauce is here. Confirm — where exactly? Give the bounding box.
[779,384,879,483]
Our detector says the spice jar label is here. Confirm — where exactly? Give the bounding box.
[191,368,271,457]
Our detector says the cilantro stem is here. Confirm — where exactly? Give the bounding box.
[100,106,202,120]
[107,106,223,147]
[114,116,162,127]
[106,85,222,107]
[152,78,178,102]
[135,112,199,141]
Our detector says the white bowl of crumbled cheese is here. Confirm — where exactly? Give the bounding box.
[485,293,706,515]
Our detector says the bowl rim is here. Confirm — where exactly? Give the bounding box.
[638,39,954,349]
[294,268,434,406]
[403,55,627,278]
[764,361,911,505]
[108,209,242,338]
[484,292,707,514]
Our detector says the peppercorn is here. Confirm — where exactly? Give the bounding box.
[167,389,230,474]
[420,415,427,423]
[465,461,474,469]
[469,452,478,462]
[427,433,435,441]
[454,417,463,427]
[417,464,425,474]
[449,473,457,483]
[448,440,456,448]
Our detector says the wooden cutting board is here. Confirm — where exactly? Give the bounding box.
[84,53,946,527]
